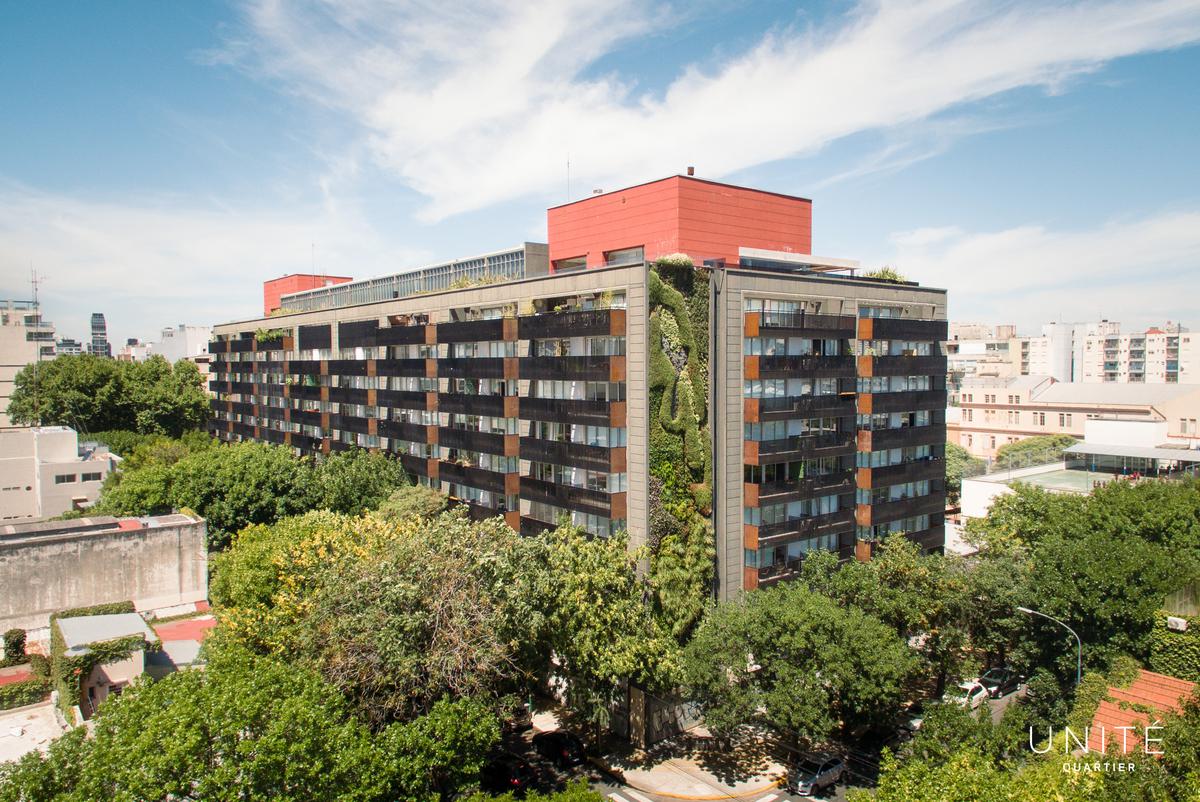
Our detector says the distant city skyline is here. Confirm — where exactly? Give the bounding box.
[2,1,1199,345]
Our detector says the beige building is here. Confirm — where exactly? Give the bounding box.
[55,612,158,719]
[0,300,55,427]
[1077,324,1196,384]
[0,426,114,522]
[946,323,1021,391]
[949,375,1200,459]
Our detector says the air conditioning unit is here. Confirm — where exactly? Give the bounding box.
[1167,616,1189,632]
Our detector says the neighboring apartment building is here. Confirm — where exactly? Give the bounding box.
[56,337,83,356]
[945,323,1020,392]
[116,338,152,362]
[208,175,948,599]
[1077,323,1196,384]
[88,313,112,357]
[949,375,1200,459]
[0,426,114,521]
[0,300,56,427]
[263,273,353,316]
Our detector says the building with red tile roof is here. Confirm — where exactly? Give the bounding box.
[1088,669,1196,753]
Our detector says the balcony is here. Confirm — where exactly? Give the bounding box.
[865,389,946,414]
[518,309,620,340]
[439,460,509,494]
[437,318,506,343]
[289,359,321,374]
[376,358,430,377]
[208,340,228,354]
[208,380,228,393]
[755,394,856,422]
[865,457,944,487]
[519,397,615,425]
[519,437,617,472]
[756,355,855,379]
[439,392,511,418]
[328,386,369,405]
[289,384,323,401]
[438,357,507,380]
[326,359,370,376]
[863,425,944,450]
[439,426,508,455]
[376,388,430,409]
[291,433,322,453]
[398,453,432,477]
[864,355,947,377]
[291,409,322,427]
[378,419,432,443]
[519,355,616,382]
[328,414,370,435]
[375,324,429,347]
[756,509,856,544]
[755,311,856,336]
[860,318,948,342]
[865,493,945,524]
[520,516,556,538]
[750,433,856,464]
[520,476,617,517]
[338,319,379,349]
[751,469,856,505]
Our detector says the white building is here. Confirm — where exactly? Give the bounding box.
[0,427,115,522]
[154,324,211,365]
[1077,324,1196,384]
[1016,321,1119,382]
[0,301,55,427]
[946,323,1021,392]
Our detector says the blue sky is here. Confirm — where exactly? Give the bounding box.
[2,1,1199,346]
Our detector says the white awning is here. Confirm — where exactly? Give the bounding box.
[1064,442,1200,462]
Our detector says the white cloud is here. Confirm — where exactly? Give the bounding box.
[0,184,429,345]
[218,0,1200,220]
[882,210,1200,331]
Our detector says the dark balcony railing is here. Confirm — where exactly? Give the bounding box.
[520,516,556,538]
[374,325,429,347]
[757,509,855,543]
[518,309,614,340]
[755,433,856,461]
[867,457,945,487]
[868,355,947,377]
[376,358,430,377]
[378,419,431,443]
[208,380,227,393]
[288,384,323,401]
[868,493,945,523]
[338,319,379,349]
[328,386,369,405]
[291,409,322,427]
[757,354,855,379]
[755,469,856,503]
[439,426,507,454]
[230,381,255,394]
[519,355,613,381]
[288,360,321,374]
[208,340,228,354]
[326,359,370,376]
[232,422,256,437]
[439,460,509,493]
[328,414,370,435]
[866,424,944,450]
[438,392,509,417]
[757,394,856,420]
[263,429,287,445]
[519,437,614,472]
[229,339,256,353]
[868,389,946,414]
[398,452,431,477]
[438,357,506,380]
[520,476,614,517]
[291,433,322,452]
[757,311,856,336]
[866,318,948,342]
[376,388,429,409]
[519,397,613,425]
[437,318,505,343]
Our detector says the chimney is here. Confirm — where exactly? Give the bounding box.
[686,165,695,176]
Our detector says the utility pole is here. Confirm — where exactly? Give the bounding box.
[30,267,43,426]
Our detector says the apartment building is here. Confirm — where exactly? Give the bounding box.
[0,300,56,427]
[949,375,1200,459]
[208,175,947,598]
[0,426,114,521]
[1077,324,1196,384]
[88,313,112,358]
[945,323,1020,391]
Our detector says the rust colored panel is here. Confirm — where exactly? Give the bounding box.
[610,308,627,335]
[610,492,627,521]
[743,439,759,466]
[425,358,437,379]
[743,524,758,549]
[744,311,760,338]
[857,318,874,340]
[284,408,291,422]
[857,355,874,377]
[610,401,627,427]
[427,425,439,444]
[425,325,437,346]
[743,567,759,591]
[503,395,519,418]
[503,318,518,341]
[856,466,873,488]
[504,511,522,531]
[427,459,439,481]
[281,336,294,350]
[321,438,331,455]
[611,447,627,473]
[744,355,759,380]
[744,482,759,507]
[320,360,328,374]
[857,393,873,415]
[285,432,292,445]
[320,386,329,403]
[609,355,626,382]
[321,412,330,429]
[504,434,519,457]
[367,388,377,406]
[226,421,233,433]
[504,357,519,380]
[426,391,438,411]
[283,384,291,400]
[855,539,873,563]
[368,418,377,436]
[856,503,872,527]
[744,397,759,423]
[366,360,377,378]
[505,473,520,496]
[857,429,873,452]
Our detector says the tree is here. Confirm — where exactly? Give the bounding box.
[683,581,916,743]
[314,449,406,515]
[649,515,714,640]
[374,483,449,520]
[945,442,986,504]
[993,434,1077,470]
[7,354,208,436]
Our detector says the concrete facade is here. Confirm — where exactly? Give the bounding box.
[0,514,208,631]
[0,427,114,522]
[0,300,55,427]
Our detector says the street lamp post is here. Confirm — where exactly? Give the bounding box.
[1018,606,1082,686]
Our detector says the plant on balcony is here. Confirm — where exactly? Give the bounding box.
[864,265,907,282]
[654,253,694,269]
[254,327,289,343]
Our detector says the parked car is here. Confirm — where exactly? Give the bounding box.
[946,681,990,709]
[481,752,535,796]
[532,729,586,768]
[789,754,845,797]
[978,667,1021,698]
[883,715,924,752]
[501,700,533,733]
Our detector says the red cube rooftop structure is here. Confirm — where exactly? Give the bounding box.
[263,273,353,316]
[546,175,813,271]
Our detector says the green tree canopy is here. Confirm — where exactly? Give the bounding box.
[993,434,1078,470]
[683,581,916,743]
[945,442,986,504]
[7,354,208,436]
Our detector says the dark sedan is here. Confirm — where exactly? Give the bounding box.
[481,752,536,796]
[532,730,586,768]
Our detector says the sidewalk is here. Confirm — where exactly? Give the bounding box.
[593,730,788,800]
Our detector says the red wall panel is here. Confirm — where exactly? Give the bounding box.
[263,274,353,316]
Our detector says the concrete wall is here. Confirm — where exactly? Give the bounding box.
[0,515,208,631]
